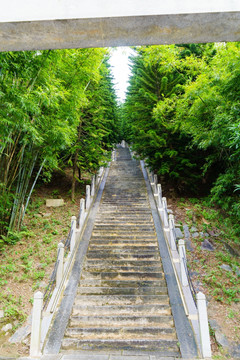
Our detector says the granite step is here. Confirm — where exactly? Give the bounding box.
[88,245,159,250]
[71,304,171,316]
[65,327,177,340]
[89,240,158,246]
[81,272,164,281]
[79,279,165,288]
[82,266,163,273]
[77,286,168,295]
[69,315,174,328]
[61,339,179,355]
[73,295,170,306]
[87,249,159,255]
[86,253,161,260]
[84,259,162,267]
[90,235,157,240]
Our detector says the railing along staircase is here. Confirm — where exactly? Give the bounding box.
[29,143,212,359]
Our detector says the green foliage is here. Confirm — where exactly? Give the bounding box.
[123,43,240,220]
[0,48,119,238]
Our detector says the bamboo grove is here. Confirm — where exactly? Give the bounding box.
[1,43,239,246]
[0,49,119,242]
[123,43,240,229]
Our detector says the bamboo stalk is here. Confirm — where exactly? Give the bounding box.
[21,158,46,226]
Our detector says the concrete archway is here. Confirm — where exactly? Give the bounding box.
[0,1,240,51]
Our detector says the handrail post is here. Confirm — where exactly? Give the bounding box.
[157,184,164,223]
[157,184,162,207]
[153,174,158,195]
[30,291,43,357]
[56,243,64,289]
[70,216,76,253]
[150,171,154,185]
[79,198,85,230]
[85,185,91,210]
[111,150,115,161]
[91,175,95,197]
[97,167,103,185]
[162,197,169,229]
[197,292,212,358]
[169,214,177,251]
[178,239,188,286]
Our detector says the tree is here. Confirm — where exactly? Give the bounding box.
[123,42,239,219]
[0,48,119,239]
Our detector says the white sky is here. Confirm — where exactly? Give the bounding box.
[109,47,135,103]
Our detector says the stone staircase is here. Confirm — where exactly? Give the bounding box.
[61,147,180,357]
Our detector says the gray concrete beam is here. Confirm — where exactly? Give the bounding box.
[0,12,239,52]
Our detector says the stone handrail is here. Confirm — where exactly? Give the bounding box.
[144,160,211,359]
[29,162,108,357]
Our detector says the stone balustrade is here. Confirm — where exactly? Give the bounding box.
[30,165,106,357]
[142,160,212,359]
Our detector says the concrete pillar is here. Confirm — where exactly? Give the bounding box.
[56,243,64,289]
[70,216,76,253]
[97,167,103,184]
[111,150,116,161]
[150,172,154,185]
[157,184,164,223]
[91,175,95,197]
[79,198,85,230]
[162,197,169,229]
[85,185,91,210]
[146,167,150,180]
[169,214,177,251]
[178,239,188,286]
[162,197,170,244]
[197,292,212,358]
[30,291,43,357]
[153,174,158,194]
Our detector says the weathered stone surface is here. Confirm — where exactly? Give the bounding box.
[215,330,230,349]
[209,319,220,331]
[209,319,231,354]
[183,225,190,238]
[201,239,214,251]
[110,356,150,360]
[189,271,199,277]
[192,232,199,238]
[0,310,4,319]
[190,226,197,233]
[42,212,52,217]
[9,324,31,343]
[2,323,12,332]
[63,355,108,360]
[0,12,240,53]
[46,199,64,207]
[175,228,183,239]
[230,343,240,358]
[220,264,232,272]
[182,225,194,251]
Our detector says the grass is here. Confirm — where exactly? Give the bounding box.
[170,193,240,357]
[0,170,91,355]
